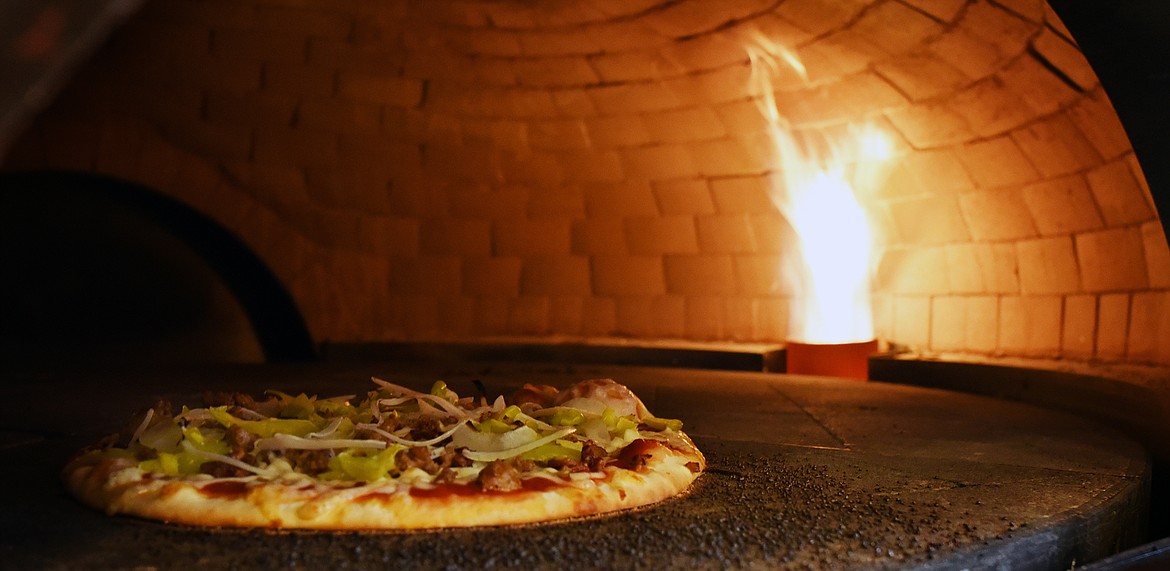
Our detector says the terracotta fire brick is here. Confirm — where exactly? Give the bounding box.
[956,136,1040,190]
[642,107,727,144]
[520,256,591,296]
[205,90,298,129]
[958,188,1038,241]
[950,79,1038,138]
[447,185,528,221]
[959,1,1034,60]
[851,1,943,55]
[388,256,461,295]
[944,244,985,294]
[1063,294,1097,358]
[211,28,307,65]
[592,256,666,296]
[999,295,1061,357]
[419,219,491,256]
[1096,293,1129,360]
[902,0,966,22]
[748,213,791,254]
[435,296,476,338]
[557,149,626,184]
[664,255,738,295]
[338,73,423,107]
[460,256,521,296]
[462,118,528,153]
[684,296,725,340]
[653,179,716,215]
[753,297,789,341]
[583,181,659,217]
[297,97,381,134]
[736,255,785,295]
[892,295,931,348]
[1076,227,1149,292]
[586,115,652,149]
[1142,222,1170,288]
[1127,292,1170,364]
[548,297,584,334]
[620,145,699,180]
[572,218,627,255]
[709,175,777,214]
[998,54,1079,117]
[613,297,657,338]
[1015,236,1081,294]
[927,28,1001,81]
[1086,159,1155,226]
[775,0,866,36]
[528,119,590,150]
[507,297,550,335]
[691,138,773,178]
[624,216,699,255]
[472,296,509,335]
[885,102,976,149]
[551,89,598,117]
[874,53,967,102]
[528,185,586,218]
[1068,88,1133,161]
[512,56,600,88]
[643,0,775,38]
[1031,27,1098,91]
[1012,113,1103,178]
[931,296,969,352]
[588,50,677,84]
[587,82,687,116]
[723,298,756,341]
[663,31,762,76]
[498,150,564,185]
[495,219,572,255]
[889,195,971,244]
[877,246,951,295]
[878,149,974,199]
[580,297,617,336]
[696,215,758,253]
[1021,175,1105,235]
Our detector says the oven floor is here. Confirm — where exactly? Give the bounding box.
[0,362,1149,570]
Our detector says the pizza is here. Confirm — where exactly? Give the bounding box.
[62,377,705,529]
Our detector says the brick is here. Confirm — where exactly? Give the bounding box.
[664,30,764,75]
[1067,87,1133,161]
[498,150,564,185]
[949,78,1037,137]
[420,219,492,256]
[463,119,528,153]
[520,257,591,296]
[642,107,727,144]
[999,295,1061,357]
[254,5,353,38]
[889,195,970,244]
[296,96,381,133]
[931,296,997,353]
[958,188,1038,241]
[885,102,976,149]
[586,115,651,148]
[583,181,658,217]
[558,149,626,183]
[892,295,931,348]
[592,256,666,295]
[794,31,881,84]
[641,0,775,38]
[211,28,307,64]
[1016,237,1081,294]
[876,246,950,295]
[613,297,658,338]
[548,296,584,334]
[736,255,785,295]
[775,0,867,36]
[1097,293,1129,360]
[620,145,699,180]
[254,126,338,168]
[684,296,725,340]
[1063,294,1097,358]
[853,0,943,54]
[624,216,699,255]
[473,297,509,335]
[1031,27,1098,91]
[874,54,967,102]
[422,143,497,180]
[572,218,627,255]
[359,216,420,257]
[955,136,1040,189]
[1127,292,1170,364]
[581,297,617,336]
[877,149,974,199]
[960,1,1035,59]
[1021,175,1104,235]
[1086,158,1155,226]
[494,219,572,255]
[1011,113,1102,178]
[664,255,737,295]
[696,215,757,253]
[1076,227,1148,292]
[460,257,522,295]
[507,297,551,335]
[95,118,146,178]
[998,53,1079,117]
[388,256,461,295]
[338,73,423,107]
[529,119,590,150]
[587,82,687,115]
[754,297,789,341]
[709,175,777,214]
[527,186,585,218]
[1142,222,1170,288]
[944,244,985,294]
[994,0,1046,23]
[902,0,966,22]
[435,296,475,337]
[690,138,772,178]
[512,56,600,87]
[653,179,715,215]
[587,50,676,84]
[171,52,262,94]
[928,28,1001,80]
[205,91,297,129]
[551,89,598,117]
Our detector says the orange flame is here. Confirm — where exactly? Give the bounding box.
[746,35,891,344]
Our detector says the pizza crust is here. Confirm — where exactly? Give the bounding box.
[64,440,703,529]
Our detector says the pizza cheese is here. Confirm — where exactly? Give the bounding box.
[63,378,705,529]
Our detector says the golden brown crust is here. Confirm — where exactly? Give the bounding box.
[63,441,704,529]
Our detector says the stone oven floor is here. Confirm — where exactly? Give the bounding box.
[0,361,1149,570]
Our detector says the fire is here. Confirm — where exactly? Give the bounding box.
[747,36,891,345]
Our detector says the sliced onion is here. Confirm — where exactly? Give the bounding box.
[254,433,386,451]
[180,440,272,477]
[129,408,154,446]
[450,424,539,452]
[462,427,576,462]
[354,419,468,447]
[306,417,344,439]
[371,377,468,418]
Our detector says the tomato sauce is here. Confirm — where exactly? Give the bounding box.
[198,480,250,498]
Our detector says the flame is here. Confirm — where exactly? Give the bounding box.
[747,35,890,344]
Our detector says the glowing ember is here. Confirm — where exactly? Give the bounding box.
[747,35,890,345]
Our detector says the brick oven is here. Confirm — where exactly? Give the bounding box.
[2,0,1169,568]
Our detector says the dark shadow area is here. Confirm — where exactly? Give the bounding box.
[0,170,315,366]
